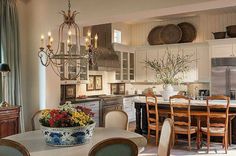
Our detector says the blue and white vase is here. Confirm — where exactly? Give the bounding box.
[41,122,96,146]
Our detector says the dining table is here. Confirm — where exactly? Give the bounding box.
[5,127,147,156]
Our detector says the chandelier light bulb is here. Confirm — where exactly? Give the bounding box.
[41,35,45,40]
[87,31,91,37]
[68,30,72,36]
[48,32,51,37]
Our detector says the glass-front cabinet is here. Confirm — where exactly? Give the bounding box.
[113,43,135,82]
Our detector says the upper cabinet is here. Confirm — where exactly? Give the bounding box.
[209,38,236,58]
[134,43,210,83]
[113,43,135,82]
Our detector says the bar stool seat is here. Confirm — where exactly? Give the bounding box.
[175,126,197,134]
[201,127,225,134]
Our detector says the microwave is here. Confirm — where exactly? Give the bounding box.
[110,83,125,95]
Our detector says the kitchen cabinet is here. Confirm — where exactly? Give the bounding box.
[197,44,210,82]
[146,48,158,82]
[209,38,236,58]
[113,43,135,82]
[135,48,147,82]
[134,42,210,83]
[72,101,100,127]
[0,107,20,138]
[123,97,136,122]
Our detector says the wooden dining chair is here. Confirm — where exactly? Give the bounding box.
[105,110,128,130]
[157,118,174,156]
[200,95,230,154]
[31,109,49,130]
[88,138,138,156]
[145,91,162,145]
[169,95,198,151]
[0,139,30,156]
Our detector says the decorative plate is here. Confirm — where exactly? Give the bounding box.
[147,26,164,45]
[160,24,182,44]
[178,22,197,43]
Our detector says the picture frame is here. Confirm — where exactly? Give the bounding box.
[86,76,95,91]
[61,84,76,101]
[95,75,103,90]
[65,84,76,99]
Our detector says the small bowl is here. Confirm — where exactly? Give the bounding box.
[212,32,226,39]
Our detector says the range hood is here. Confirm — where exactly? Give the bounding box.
[90,47,120,71]
[84,23,120,71]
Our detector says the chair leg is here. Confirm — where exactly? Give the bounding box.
[207,134,210,153]
[156,129,159,145]
[225,134,228,154]
[147,127,150,143]
[188,133,191,151]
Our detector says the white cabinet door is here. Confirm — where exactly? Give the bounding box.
[135,49,147,82]
[197,44,210,82]
[146,49,158,82]
[182,46,197,82]
[123,97,135,122]
[211,44,233,58]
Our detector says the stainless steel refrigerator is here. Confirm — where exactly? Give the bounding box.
[211,58,236,99]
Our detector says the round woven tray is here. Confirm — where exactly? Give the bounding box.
[147,26,164,45]
[160,24,182,44]
[178,22,196,43]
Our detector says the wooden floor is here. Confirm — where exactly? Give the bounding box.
[129,122,236,156]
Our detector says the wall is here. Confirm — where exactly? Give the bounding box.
[77,71,116,96]
[112,23,132,45]
[130,13,236,46]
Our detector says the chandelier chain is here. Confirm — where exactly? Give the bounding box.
[68,0,71,11]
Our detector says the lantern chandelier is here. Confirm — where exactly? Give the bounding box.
[38,0,91,80]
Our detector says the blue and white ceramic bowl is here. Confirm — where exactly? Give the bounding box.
[41,122,96,146]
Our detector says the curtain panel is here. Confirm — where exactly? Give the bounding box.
[0,0,25,132]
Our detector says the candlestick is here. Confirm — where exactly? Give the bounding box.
[40,35,44,48]
[85,37,89,50]
[48,32,51,46]
[94,34,98,48]
[50,37,53,46]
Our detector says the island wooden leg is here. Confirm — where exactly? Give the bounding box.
[197,116,201,149]
[229,116,235,146]
[135,103,142,134]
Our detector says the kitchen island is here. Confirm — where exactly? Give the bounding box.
[134,99,236,144]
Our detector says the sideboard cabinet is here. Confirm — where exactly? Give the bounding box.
[0,106,20,138]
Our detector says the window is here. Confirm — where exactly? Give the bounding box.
[114,29,122,43]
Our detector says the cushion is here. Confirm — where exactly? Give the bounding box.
[95,144,133,156]
[174,125,197,133]
[201,127,225,134]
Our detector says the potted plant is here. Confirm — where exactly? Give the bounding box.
[145,48,195,100]
[39,102,95,146]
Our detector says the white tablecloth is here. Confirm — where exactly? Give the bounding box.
[6,127,147,156]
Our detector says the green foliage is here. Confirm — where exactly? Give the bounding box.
[145,48,196,85]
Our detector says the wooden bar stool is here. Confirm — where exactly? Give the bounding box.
[200,95,230,154]
[170,95,198,151]
[145,91,162,145]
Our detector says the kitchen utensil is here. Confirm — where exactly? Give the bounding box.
[178,22,197,43]
[147,26,164,45]
[212,32,226,39]
[226,25,236,37]
[160,24,182,44]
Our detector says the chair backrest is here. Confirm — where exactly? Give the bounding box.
[0,139,30,156]
[89,138,138,156]
[105,110,128,130]
[158,118,174,156]
[145,91,159,127]
[206,95,230,133]
[31,109,49,130]
[169,95,191,129]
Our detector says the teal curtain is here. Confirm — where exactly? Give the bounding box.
[0,0,25,132]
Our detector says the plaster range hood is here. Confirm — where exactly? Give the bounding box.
[84,23,120,71]
[90,47,120,71]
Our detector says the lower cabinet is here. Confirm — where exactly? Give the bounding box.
[72,101,100,127]
[0,106,20,138]
[123,97,136,122]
